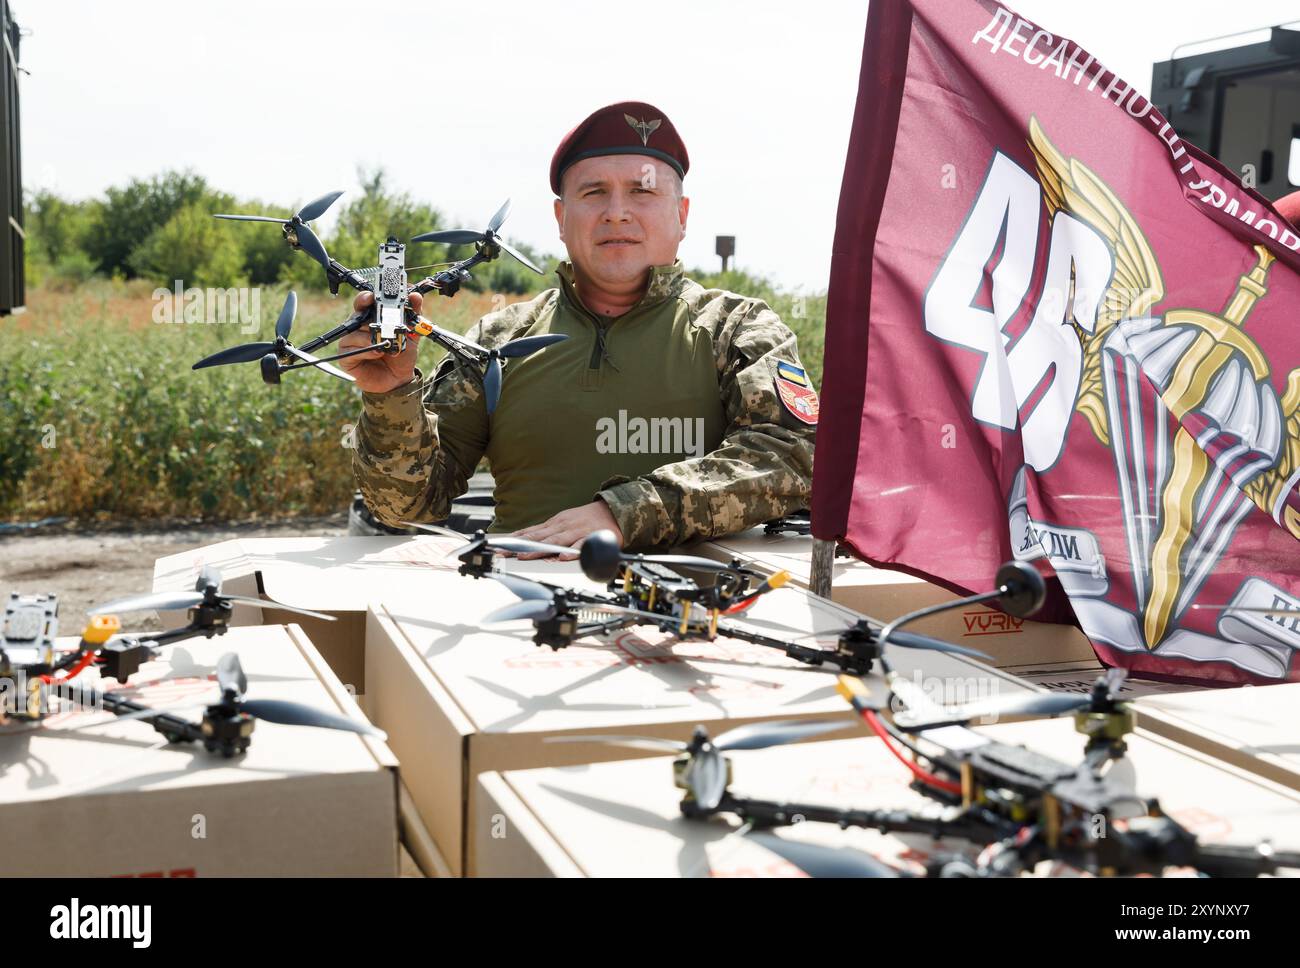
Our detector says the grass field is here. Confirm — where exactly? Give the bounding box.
[0,274,825,524]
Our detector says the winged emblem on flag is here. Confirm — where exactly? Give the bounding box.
[1026,117,1300,654]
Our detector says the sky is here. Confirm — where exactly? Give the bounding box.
[13,0,1300,290]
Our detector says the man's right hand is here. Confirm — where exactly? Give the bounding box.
[337,291,423,394]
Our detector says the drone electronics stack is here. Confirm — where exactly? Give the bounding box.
[0,624,400,876]
[472,719,1300,878]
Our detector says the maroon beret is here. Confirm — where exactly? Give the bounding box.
[1276,190,1300,228]
[550,101,689,196]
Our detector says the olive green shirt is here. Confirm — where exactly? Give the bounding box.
[352,260,816,549]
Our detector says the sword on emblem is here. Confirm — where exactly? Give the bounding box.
[1124,248,1283,648]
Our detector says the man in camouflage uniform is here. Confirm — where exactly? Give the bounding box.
[339,101,818,552]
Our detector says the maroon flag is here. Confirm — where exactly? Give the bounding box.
[813,0,1300,684]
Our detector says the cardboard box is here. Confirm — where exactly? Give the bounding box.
[1009,661,1201,698]
[365,565,1039,875]
[1133,683,1300,794]
[152,535,590,700]
[697,530,1098,669]
[0,624,399,876]
[474,719,1300,877]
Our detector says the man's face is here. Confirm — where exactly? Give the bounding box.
[553,155,689,290]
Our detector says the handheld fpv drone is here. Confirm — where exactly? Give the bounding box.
[195,194,565,411]
[557,670,1300,878]
[403,524,1047,675]
[0,573,381,757]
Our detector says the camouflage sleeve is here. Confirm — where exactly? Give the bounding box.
[595,297,816,549]
[351,315,490,528]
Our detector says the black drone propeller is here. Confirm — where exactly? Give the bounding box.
[744,831,902,878]
[481,572,576,625]
[191,292,355,384]
[411,199,542,274]
[90,564,335,623]
[550,719,847,812]
[896,667,1131,732]
[213,653,384,738]
[214,190,342,270]
[406,325,566,414]
[403,522,576,560]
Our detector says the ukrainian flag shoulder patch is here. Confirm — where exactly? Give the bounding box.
[776,361,808,386]
[774,360,818,425]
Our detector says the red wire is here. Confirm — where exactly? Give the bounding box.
[862,708,963,795]
[724,596,758,615]
[39,649,98,684]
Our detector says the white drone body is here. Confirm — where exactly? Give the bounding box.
[372,239,409,346]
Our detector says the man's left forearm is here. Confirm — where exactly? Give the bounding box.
[597,423,814,548]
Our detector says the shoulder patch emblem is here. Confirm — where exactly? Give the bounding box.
[775,362,819,425]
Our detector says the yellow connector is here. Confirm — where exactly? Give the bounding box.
[82,614,121,645]
[835,674,872,707]
[767,570,791,589]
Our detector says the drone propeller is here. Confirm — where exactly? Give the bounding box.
[487,571,559,602]
[214,190,342,271]
[476,333,569,414]
[192,292,355,384]
[480,570,581,625]
[443,529,576,560]
[90,565,337,623]
[579,529,737,583]
[745,831,902,878]
[214,652,385,739]
[192,291,299,370]
[483,599,560,625]
[407,520,577,559]
[411,199,543,274]
[217,650,247,696]
[897,667,1130,732]
[549,719,847,811]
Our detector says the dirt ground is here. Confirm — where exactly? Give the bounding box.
[0,515,348,633]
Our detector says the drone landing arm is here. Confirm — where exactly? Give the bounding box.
[49,682,205,745]
[714,792,1007,843]
[296,313,370,356]
[714,621,872,673]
